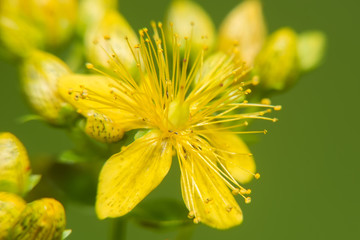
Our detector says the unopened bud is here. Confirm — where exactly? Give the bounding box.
[218,0,267,66]
[0,0,77,50]
[9,198,66,240]
[21,50,75,125]
[77,0,118,36]
[85,111,124,143]
[0,192,26,239]
[85,10,139,74]
[297,31,326,72]
[255,28,300,92]
[165,0,215,58]
[0,133,30,195]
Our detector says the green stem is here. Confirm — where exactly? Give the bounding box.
[111,218,127,240]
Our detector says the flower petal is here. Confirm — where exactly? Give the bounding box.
[206,131,256,184]
[58,74,146,131]
[96,131,172,219]
[177,141,243,229]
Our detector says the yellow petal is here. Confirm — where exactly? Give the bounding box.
[58,74,145,131]
[96,130,172,219]
[178,146,243,229]
[0,132,31,195]
[207,131,256,184]
[0,192,26,239]
[218,0,267,65]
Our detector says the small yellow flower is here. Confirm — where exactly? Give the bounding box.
[59,21,280,229]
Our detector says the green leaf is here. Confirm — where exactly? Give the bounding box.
[298,31,326,72]
[132,198,192,231]
[25,174,42,194]
[62,229,72,239]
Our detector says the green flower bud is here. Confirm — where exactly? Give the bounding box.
[77,0,118,36]
[85,10,139,74]
[255,28,300,92]
[165,0,216,57]
[9,198,66,240]
[297,31,326,72]
[0,192,27,239]
[20,50,75,125]
[0,133,31,195]
[218,0,267,66]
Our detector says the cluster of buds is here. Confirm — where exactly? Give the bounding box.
[0,133,69,239]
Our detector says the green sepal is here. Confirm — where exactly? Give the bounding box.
[24,174,41,194]
[62,229,72,239]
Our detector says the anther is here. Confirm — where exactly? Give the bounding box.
[188,211,195,219]
[232,188,240,195]
[245,197,251,204]
[240,189,248,195]
[246,189,252,194]
[103,35,111,40]
[252,76,260,85]
[226,206,233,212]
[86,63,94,69]
[272,118,279,122]
[274,105,282,111]
[255,173,261,179]
[193,217,200,224]
[261,98,271,105]
[204,198,212,203]
[263,130,267,134]
[245,89,252,94]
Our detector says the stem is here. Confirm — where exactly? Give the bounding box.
[111,217,127,240]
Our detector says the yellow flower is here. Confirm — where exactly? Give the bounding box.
[59,22,280,229]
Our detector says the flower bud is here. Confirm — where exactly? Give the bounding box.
[0,133,31,195]
[255,28,300,92]
[85,10,139,74]
[0,12,44,59]
[9,198,66,240]
[20,50,75,125]
[297,31,326,72]
[218,0,267,66]
[165,0,215,57]
[0,0,77,51]
[77,0,118,36]
[0,192,27,239]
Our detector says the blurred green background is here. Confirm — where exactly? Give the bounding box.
[1,0,359,239]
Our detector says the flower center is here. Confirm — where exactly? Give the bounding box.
[167,98,190,129]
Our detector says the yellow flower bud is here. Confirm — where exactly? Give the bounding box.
[9,198,66,240]
[0,0,77,50]
[77,0,118,36]
[165,0,215,57]
[0,192,27,239]
[297,31,326,72]
[0,12,44,58]
[218,0,267,66]
[85,10,139,74]
[255,28,300,92]
[20,50,75,125]
[0,133,31,195]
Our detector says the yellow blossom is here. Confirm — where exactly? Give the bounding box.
[59,22,280,229]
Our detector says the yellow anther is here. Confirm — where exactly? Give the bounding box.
[232,188,240,195]
[274,105,282,111]
[85,63,94,69]
[263,130,267,134]
[245,197,251,204]
[103,35,111,40]
[240,189,248,195]
[244,121,249,126]
[193,217,200,224]
[246,189,252,195]
[255,173,261,179]
[204,198,212,203]
[245,89,252,94]
[252,76,260,85]
[226,206,233,212]
[272,118,279,122]
[243,100,249,103]
[158,22,163,28]
[261,98,271,105]
[187,211,195,219]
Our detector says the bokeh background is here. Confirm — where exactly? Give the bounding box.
[1,0,359,239]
